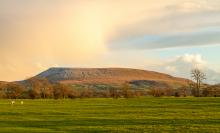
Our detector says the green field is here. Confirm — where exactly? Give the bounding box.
[0,97,220,133]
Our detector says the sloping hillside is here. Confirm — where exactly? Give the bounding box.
[0,81,7,85]
[33,67,189,89]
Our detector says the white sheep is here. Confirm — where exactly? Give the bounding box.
[11,101,15,105]
[21,101,24,105]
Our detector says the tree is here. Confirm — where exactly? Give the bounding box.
[39,78,53,98]
[202,85,220,97]
[191,68,206,97]
[109,87,120,99]
[121,83,133,98]
[80,89,93,98]
[99,89,111,98]
[164,88,175,96]
[148,88,165,97]
[134,90,142,97]
[5,83,24,99]
[174,91,181,97]
[177,87,188,97]
[29,88,41,99]
[27,78,42,99]
[68,89,80,99]
[53,83,72,99]
[0,83,6,99]
[27,78,53,99]
[202,87,210,97]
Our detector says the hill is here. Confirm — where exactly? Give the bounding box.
[32,67,189,89]
[0,81,7,85]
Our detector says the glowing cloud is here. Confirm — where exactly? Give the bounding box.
[0,0,220,81]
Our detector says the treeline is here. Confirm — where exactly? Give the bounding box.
[147,85,220,97]
[0,78,220,99]
[0,78,145,99]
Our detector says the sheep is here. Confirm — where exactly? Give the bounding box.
[11,101,15,105]
[20,101,24,105]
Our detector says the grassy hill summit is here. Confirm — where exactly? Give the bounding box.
[32,67,189,89]
[35,67,188,83]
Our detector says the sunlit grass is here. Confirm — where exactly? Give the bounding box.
[0,97,220,132]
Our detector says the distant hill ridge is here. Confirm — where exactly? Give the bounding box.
[34,67,188,85]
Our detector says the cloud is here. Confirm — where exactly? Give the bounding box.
[153,54,220,84]
[109,27,220,50]
[0,0,220,81]
[108,0,220,50]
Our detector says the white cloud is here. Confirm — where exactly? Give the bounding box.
[175,54,206,68]
[152,54,220,84]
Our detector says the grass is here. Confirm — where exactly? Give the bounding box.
[0,97,220,132]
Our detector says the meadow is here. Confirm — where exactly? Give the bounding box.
[0,97,220,133]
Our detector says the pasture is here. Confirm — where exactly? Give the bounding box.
[0,97,220,132]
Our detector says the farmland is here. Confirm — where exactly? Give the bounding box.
[0,97,220,132]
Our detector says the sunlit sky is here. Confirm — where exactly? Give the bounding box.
[1,0,220,83]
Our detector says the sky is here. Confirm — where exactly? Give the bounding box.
[0,0,220,83]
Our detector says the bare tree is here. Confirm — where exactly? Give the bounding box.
[5,83,24,99]
[27,78,42,99]
[148,88,165,97]
[202,85,220,97]
[178,87,188,97]
[191,68,206,97]
[68,89,80,99]
[80,89,93,98]
[121,83,133,98]
[39,78,53,98]
[27,78,53,99]
[109,87,120,99]
[53,83,72,99]
[134,90,142,97]
[0,83,6,99]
